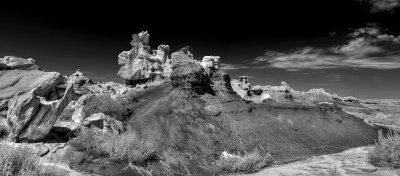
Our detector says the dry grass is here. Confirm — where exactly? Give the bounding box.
[215,148,274,174]
[0,142,43,176]
[69,128,157,166]
[368,130,400,168]
[322,165,343,176]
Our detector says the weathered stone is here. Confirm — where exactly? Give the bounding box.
[83,113,123,134]
[170,62,214,95]
[201,56,220,70]
[71,94,95,123]
[0,69,64,100]
[117,31,172,86]
[7,84,76,142]
[0,56,40,70]
[171,46,194,68]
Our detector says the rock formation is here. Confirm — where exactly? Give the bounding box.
[0,56,40,70]
[232,76,360,106]
[201,56,220,70]
[117,31,171,86]
[0,56,79,142]
[7,84,76,142]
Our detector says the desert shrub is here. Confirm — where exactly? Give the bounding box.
[83,93,138,122]
[215,148,274,174]
[0,142,43,176]
[68,128,100,154]
[101,132,157,165]
[368,130,400,168]
[69,129,157,166]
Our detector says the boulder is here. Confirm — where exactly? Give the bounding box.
[7,84,76,142]
[82,113,123,134]
[71,94,95,123]
[0,56,40,70]
[0,69,64,100]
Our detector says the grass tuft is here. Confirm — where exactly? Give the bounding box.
[69,128,157,166]
[368,130,400,168]
[215,148,274,174]
[0,142,43,176]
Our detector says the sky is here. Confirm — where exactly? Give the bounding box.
[0,1,400,99]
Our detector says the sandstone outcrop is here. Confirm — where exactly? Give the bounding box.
[170,61,213,95]
[232,77,360,106]
[0,56,81,142]
[0,56,40,70]
[117,31,171,86]
[0,69,64,101]
[7,84,76,142]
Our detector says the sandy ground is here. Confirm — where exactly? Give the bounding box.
[243,146,400,176]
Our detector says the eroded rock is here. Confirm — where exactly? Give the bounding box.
[117,31,171,86]
[7,84,76,142]
[0,56,40,70]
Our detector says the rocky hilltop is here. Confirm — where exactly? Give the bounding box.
[231,76,360,106]
[0,32,381,176]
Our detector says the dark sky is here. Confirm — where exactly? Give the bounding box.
[1,1,400,99]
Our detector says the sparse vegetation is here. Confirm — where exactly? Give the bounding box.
[0,142,43,176]
[323,165,343,176]
[69,128,157,166]
[368,130,400,168]
[82,92,138,122]
[215,148,274,174]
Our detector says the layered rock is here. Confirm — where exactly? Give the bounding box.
[170,61,214,95]
[7,84,76,142]
[0,70,64,100]
[117,31,171,86]
[0,56,40,70]
[0,56,81,142]
[171,46,194,68]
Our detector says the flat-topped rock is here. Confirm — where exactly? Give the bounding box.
[0,69,64,100]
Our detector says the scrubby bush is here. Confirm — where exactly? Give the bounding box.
[0,142,43,176]
[69,128,157,166]
[101,132,157,165]
[83,92,138,122]
[215,148,274,174]
[368,130,400,168]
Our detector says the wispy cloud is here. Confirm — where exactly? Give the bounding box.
[356,0,400,13]
[220,63,249,70]
[253,26,400,71]
[325,74,342,82]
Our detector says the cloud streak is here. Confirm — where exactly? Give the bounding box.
[356,0,400,13]
[254,26,400,71]
[220,63,249,70]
